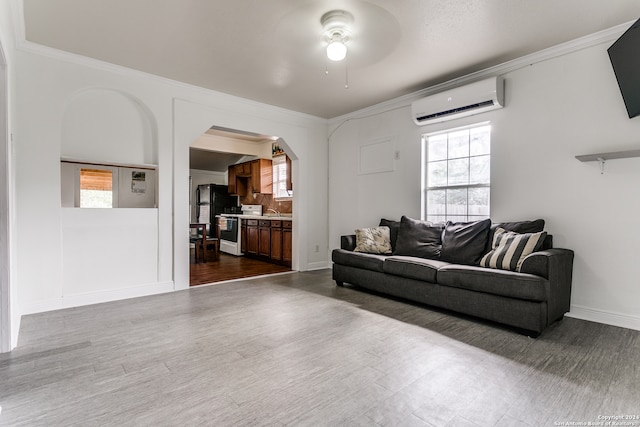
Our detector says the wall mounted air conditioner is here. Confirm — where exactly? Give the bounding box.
[411,76,504,125]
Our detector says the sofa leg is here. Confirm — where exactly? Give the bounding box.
[335,280,344,287]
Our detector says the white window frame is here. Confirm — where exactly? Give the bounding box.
[421,122,491,223]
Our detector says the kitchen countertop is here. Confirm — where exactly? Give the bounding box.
[220,214,293,221]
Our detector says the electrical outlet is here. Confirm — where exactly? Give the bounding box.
[315,245,319,253]
[395,150,400,160]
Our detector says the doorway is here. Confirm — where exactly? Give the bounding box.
[188,126,293,286]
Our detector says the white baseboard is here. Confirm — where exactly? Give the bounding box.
[567,305,640,332]
[21,281,175,315]
[306,261,331,271]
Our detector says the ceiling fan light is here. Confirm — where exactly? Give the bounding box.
[327,39,347,61]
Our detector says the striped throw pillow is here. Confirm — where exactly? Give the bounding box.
[480,227,547,272]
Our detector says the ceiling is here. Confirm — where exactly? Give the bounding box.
[22,1,640,118]
[189,126,274,172]
[189,149,245,173]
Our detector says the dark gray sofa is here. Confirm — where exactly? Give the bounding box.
[332,219,574,336]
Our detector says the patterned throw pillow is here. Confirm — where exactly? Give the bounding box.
[353,226,393,254]
[480,227,547,272]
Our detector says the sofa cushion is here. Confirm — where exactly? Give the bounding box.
[480,228,547,272]
[332,249,387,272]
[438,264,548,302]
[379,218,401,252]
[393,216,444,259]
[354,226,393,254]
[383,256,450,283]
[440,219,491,265]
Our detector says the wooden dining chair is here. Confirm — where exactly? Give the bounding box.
[204,236,220,261]
[189,235,203,263]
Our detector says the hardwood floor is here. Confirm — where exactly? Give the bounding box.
[2,269,639,426]
[190,251,291,286]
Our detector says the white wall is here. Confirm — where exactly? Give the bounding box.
[329,35,640,331]
[0,0,19,351]
[13,42,328,314]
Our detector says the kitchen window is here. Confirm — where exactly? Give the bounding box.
[422,123,491,223]
[272,155,292,199]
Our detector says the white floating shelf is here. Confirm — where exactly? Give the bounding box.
[575,149,640,162]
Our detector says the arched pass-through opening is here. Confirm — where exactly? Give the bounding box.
[172,99,310,291]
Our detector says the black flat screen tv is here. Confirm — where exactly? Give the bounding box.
[608,18,640,119]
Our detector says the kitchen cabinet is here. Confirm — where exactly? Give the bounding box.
[235,162,251,177]
[242,218,292,267]
[270,221,282,261]
[228,164,247,196]
[245,219,259,255]
[269,220,292,267]
[258,220,271,257]
[282,221,292,266]
[228,159,272,196]
[240,221,247,253]
[228,165,236,194]
[251,159,273,194]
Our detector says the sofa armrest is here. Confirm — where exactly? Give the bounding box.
[520,248,573,280]
[520,248,574,323]
[341,235,356,251]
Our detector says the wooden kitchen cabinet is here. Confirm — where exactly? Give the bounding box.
[240,221,247,253]
[228,164,247,196]
[270,221,283,262]
[228,159,271,196]
[242,218,292,267]
[245,219,259,255]
[227,165,237,194]
[258,220,271,257]
[282,221,292,266]
[235,162,251,177]
[268,220,291,267]
[250,159,273,194]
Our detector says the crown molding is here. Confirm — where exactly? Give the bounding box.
[328,20,634,125]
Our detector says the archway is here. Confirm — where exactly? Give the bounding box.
[187,127,298,285]
[173,99,307,290]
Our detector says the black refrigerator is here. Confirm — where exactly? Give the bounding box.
[195,184,237,236]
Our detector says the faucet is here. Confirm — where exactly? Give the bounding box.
[267,208,280,216]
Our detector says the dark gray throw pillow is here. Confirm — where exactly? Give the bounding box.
[496,218,545,233]
[440,219,491,265]
[487,219,545,253]
[393,216,444,259]
[379,218,401,252]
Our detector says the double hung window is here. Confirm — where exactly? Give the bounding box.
[423,123,491,223]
